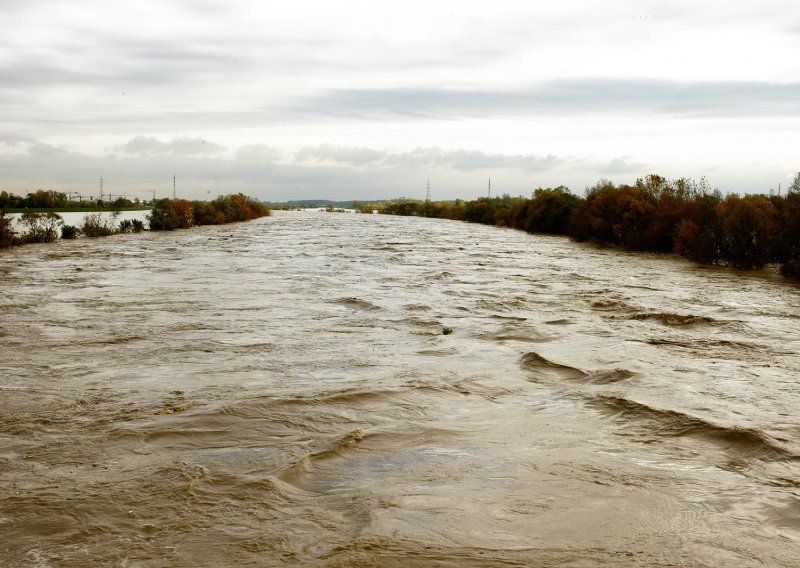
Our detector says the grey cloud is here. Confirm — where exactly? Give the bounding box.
[601,156,650,174]
[0,35,244,91]
[116,136,226,156]
[443,150,564,172]
[382,147,442,169]
[0,62,100,87]
[295,144,385,167]
[297,80,800,119]
[0,132,36,145]
[123,46,233,66]
[0,60,191,92]
[118,136,163,154]
[293,145,566,173]
[0,105,291,143]
[444,149,511,171]
[167,137,226,156]
[39,27,341,84]
[235,144,283,163]
[29,142,70,157]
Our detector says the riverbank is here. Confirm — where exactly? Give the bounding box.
[1,194,270,249]
[365,174,800,280]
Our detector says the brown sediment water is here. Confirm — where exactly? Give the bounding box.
[1,210,799,566]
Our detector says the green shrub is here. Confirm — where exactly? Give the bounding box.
[780,259,800,279]
[131,219,145,233]
[61,225,80,239]
[148,199,181,230]
[0,212,15,248]
[192,201,226,225]
[118,219,133,233]
[81,213,116,238]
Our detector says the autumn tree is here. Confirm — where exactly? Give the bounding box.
[23,190,68,209]
[777,191,800,277]
[148,199,181,230]
[173,199,193,229]
[673,192,724,264]
[192,201,226,225]
[511,187,580,234]
[717,194,777,269]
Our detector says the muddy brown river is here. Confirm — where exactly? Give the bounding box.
[1,210,799,566]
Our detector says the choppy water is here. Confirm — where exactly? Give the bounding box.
[1,210,799,567]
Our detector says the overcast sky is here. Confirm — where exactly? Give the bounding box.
[1,0,799,201]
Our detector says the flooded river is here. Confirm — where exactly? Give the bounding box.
[1,210,799,566]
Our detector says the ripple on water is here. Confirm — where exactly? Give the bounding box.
[1,210,799,566]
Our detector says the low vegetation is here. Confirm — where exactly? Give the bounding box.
[61,225,80,239]
[1,193,268,250]
[17,211,64,243]
[80,212,117,238]
[0,212,17,248]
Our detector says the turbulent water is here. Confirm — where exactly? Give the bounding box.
[1,210,799,567]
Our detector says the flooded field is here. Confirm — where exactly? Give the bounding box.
[1,210,799,566]
[5,210,151,231]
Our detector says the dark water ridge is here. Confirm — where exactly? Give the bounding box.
[1,211,799,566]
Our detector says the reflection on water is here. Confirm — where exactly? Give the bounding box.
[1,210,799,566]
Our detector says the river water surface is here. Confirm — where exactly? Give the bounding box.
[1,210,799,566]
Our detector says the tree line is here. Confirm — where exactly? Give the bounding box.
[363,174,800,278]
[0,189,143,211]
[147,194,270,230]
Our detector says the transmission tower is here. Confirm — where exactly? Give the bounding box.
[488,178,491,198]
[426,177,431,202]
